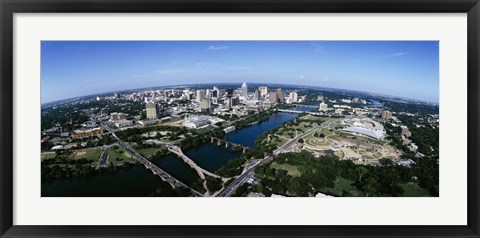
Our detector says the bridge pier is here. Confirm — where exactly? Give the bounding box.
[211,137,214,143]
[225,142,229,149]
[217,139,222,146]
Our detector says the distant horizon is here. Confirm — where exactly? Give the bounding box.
[41,41,439,104]
[41,81,438,106]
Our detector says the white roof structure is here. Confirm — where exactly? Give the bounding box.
[342,126,384,140]
[341,118,385,140]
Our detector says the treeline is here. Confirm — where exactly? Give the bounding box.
[41,159,135,182]
[148,186,192,197]
[396,115,439,156]
[116,125,188,142]
[179,136,209,151]
[251,151,438,197]
[42,109,89,132]
[206,177,223,192]
[254,133,278,153]
[215,150,265,177]
[383,101,439,115]
[234,110,275,130]
[384,123,411,154]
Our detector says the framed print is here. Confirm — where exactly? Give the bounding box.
[1,0,479,237]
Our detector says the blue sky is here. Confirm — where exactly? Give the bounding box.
[41,41,439,103]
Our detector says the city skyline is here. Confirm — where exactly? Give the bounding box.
[41,41,439,104]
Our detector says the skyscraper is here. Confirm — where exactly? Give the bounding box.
[196,90,205,103]
[199,96,211,113]
[253,89,260,100]
[289,92,298,103]
[269,92,278,104]
[259,86,268,96]
[226,88,234,97]
[276,88,285,103]
[241,82,248,98]
[146,102,158,119]
[231,96,240,107]
[213,86,221,98]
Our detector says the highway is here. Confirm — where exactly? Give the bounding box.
[216,125,319,197]
[96,147,109,169]
[102,125,203,197]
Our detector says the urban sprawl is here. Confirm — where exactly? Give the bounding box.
[41,83,439,197]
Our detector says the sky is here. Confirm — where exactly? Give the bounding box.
[41,41,439,104]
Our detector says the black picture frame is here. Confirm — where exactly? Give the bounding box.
[1,0,479,237]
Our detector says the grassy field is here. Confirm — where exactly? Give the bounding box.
[136,147,161,158]
[325,177,364,197]
[270,162,301,177]
[41,153,57,161]
[400,182,431,197]
[300,115,328,123]
[108,145,134,163]
[69,148,103,162]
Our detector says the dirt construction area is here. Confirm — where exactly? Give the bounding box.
[301,126,401,165]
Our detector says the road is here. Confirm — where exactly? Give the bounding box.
[216,125,319,197]
[96,147,109,169]
[102,125,203,197]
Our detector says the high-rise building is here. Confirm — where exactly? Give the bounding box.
[110,112,126,121]
[269,92,278,104]
[289,92,298,103]
[231,97,240,107]
[317,95,324,101]
[213,86,221,98]
[259,86,268,96]
[226,88,234,97]
[381,110,393,119]
[196,90,205,103]
[225,98,232,109]
[199,99,211,113]
[146,102,158,120]
[276,88,285,103]
[253,89,260,100]
[241,82,248,98]
[319,102,328,111]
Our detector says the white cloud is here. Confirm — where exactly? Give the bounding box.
[311,42,328,54]
[385,52,410,57]
[155,68,189,75]
[206,45,230,51]
[221,66,252,71]
[298,74,306,80]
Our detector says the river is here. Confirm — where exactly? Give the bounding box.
[42,111,301,196]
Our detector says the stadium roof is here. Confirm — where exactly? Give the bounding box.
[341,126,383,140]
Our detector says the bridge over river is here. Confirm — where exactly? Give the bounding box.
[102,126,203,197]
[277,109,322,115]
